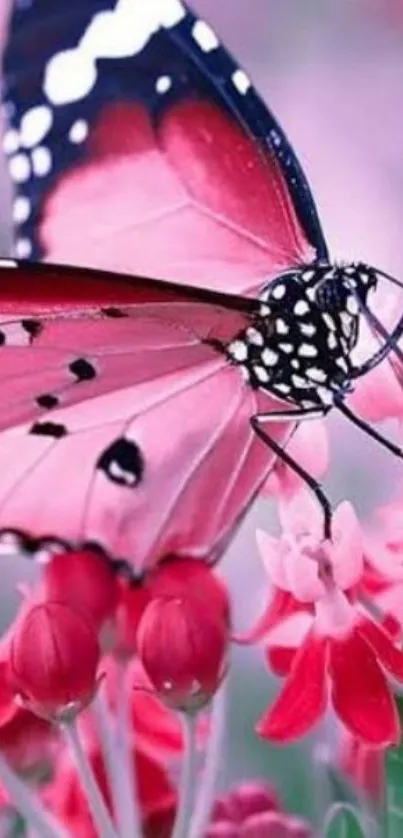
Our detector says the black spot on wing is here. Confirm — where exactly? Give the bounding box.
[36,393,59,409]
[101,307,128,318]
[69,358,96,382]
[29,421,67,439]
[21,319,43,340]
[96,438,144,487]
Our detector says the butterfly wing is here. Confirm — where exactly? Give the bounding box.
[0,260,291,568]
[2,0,327,288]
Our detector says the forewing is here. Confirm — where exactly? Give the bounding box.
[2,0,326,289]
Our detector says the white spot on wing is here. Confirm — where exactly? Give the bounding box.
[31,146,52,176]
[13,196,31,224]
[3,129,20,155]
[9,153,31,183]
[45,50,97,106]
[155,75,172,94]
[44,0,186,106]
[68,119,89,144]
[232,69,251,95]
[15,238,32,258]
[20,106,53,148]
[192,20,218,52]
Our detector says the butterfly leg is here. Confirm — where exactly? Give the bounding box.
[336,399,403,458]
[250,407,332,539]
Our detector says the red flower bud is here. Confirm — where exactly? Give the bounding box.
[9,601,100,721]
[43,548,118,629]
[137,595,228,711]
[149,557,229,624]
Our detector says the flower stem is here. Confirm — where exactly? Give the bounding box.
[189,678,228,838]
[113,661,143,838]
[0,750,69,838]
[62,720,118,838]
[171,711,198,838]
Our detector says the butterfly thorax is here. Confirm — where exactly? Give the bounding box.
[227,262,378,409]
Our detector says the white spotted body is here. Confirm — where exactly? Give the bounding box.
[227,262,378,409]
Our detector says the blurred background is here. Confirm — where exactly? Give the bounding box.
[0,0,403,825]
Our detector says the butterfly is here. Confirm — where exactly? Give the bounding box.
[0,0,402,571]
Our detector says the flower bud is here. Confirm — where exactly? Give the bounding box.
[43,548,118,629]
[137,595,229,712]
[149,557,229,623]
[9,601,100,721]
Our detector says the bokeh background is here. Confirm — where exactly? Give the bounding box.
[0,0,403,825]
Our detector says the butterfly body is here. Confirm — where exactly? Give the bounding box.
[226,261,377,411]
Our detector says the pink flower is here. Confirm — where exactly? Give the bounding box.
[245,491,403,745]
[205,781,313,838]
[262,420,329,501]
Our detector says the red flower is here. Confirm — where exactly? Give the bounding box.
[205,781,313,837]
[43,548,118,630]
[8,600,100,721]
[244,491,403,745]
[43,735,175,838]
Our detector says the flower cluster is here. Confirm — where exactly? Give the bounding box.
[0,550,233,838]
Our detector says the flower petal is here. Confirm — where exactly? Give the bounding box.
[358,618,403,680]
[256,530,289,589]
[266,646,297,676]
[234,590,306,645]
[331,502,363,590]
[329,627,400,746]
[257,631,327,742]
[279,489,323,542]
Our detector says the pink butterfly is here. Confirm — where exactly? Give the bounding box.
[0,0,402,570]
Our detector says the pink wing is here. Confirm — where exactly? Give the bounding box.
[0,262,291,570]
[3,2,325,287]
[39,101,314,291]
